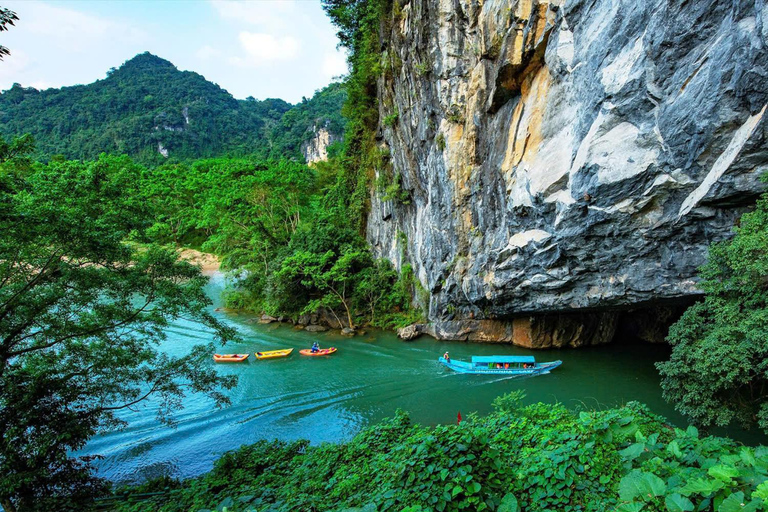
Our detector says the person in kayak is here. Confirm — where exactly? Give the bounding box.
[311,341,320,353]
[443,351,450,362]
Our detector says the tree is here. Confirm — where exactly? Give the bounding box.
[0,7,18,60]
[0,142,238,511]
[657,183,768,434]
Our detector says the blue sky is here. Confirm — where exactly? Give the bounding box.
[0,0,348,103]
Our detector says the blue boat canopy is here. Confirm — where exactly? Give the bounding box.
[471,355,535,364]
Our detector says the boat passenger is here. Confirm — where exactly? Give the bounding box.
[311,341,320,353]
[504,363,509,369]
[443,351,450,363]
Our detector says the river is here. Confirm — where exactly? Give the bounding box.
[82,272,749,485]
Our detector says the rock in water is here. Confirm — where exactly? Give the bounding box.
[397,324,422,341]
[259,314,278,324]
[367,0,768,347]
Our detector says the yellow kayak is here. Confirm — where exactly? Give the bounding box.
[255,348,294,360]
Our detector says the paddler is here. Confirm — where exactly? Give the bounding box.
[311,341,320,353]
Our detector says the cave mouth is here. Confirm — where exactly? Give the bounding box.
[610,297,699,345]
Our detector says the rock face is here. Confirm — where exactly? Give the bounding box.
[367,0,768,346]
[302,124,342,164]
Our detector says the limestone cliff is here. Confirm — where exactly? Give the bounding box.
[302,124,342,164]
[368,0,768,347]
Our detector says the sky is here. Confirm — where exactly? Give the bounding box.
[0,0,348,103]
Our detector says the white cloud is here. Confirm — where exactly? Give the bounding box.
[18,2,148,52]
[0,50,30,91]
[196,45,221,60]
[237,32,300,64]
[210,0,296,28]
[322,51,348,79]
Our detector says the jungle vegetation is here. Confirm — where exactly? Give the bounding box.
[0,53,346,164]
[2,0,768,509]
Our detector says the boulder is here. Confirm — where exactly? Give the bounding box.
[259,314,278,324]
[397,324,422,341]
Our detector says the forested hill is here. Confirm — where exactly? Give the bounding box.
[0,52,346,164]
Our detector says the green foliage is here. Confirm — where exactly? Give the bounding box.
[137,150,422,330]
[658,182,768,434]
[0,6,18,60]
[322,0,392,231]
[414,61,431,76]
[383,111,399,127]
[447,104,464,124]
[266,82,348,161]
[382,172,410,204]
[0,139,238,511]
[108,396,768,512]
[436,132,446,151]
[0,53,345,164]
[615,425,768,512]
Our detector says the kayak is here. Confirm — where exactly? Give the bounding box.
[213,353,249,363]
[255,348,294,360]
[299,347,337,356]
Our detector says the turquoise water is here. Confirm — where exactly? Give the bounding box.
[82,273,754,485]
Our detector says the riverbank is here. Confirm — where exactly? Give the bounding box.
[105,396,768,512]
[178,248,220,274]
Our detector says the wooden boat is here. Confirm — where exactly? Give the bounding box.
[213,353,249,363]
[255,348,294,360]
[439,355,561,375]
[299,347,337,356]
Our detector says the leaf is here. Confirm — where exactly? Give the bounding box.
[617,503,645,512]
[498,493,519,512]
[740,448,757,467]
[718,492,761,512]
[619,471,666,501]
[752,480,768,502]
[644,472,667,497]
[686,426,699,439]
[668,440,683,459]
[708,465,739,482]
[620,443,646,460]
[680,477,725,496]
[665,493,694,512]
[452,485,463,498]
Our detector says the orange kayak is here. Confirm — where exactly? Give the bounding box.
[213,353,249,362]
[299,347,337,356]
[255,348,294,360]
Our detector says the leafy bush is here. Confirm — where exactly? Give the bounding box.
[658,180,768,435]
[383,111,399,127]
